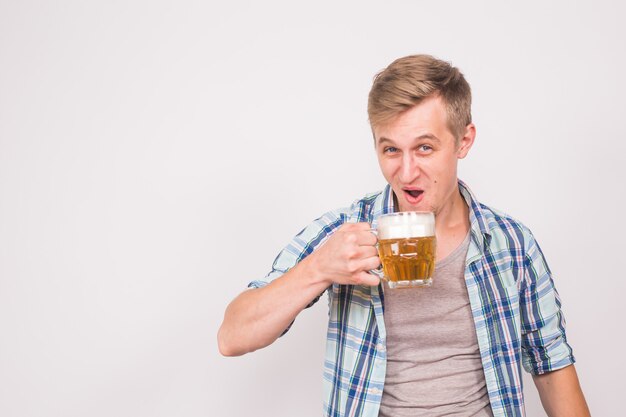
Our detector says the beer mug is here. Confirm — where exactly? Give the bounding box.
[373,212,436,288]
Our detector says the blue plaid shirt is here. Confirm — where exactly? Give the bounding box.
[249,181,575,417]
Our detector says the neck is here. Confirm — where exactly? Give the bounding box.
[435,187,469,237]
[433,186,470,261]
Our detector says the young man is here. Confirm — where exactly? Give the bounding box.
[218,55,590,417]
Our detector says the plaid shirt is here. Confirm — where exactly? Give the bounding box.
[249,180,575,417]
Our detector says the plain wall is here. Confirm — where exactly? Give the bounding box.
[1,1,624,416]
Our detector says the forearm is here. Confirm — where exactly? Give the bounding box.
[532,364,590,417]
[217,256,329,356]
[218,222,380,356]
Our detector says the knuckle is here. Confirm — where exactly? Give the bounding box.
[345,233,358,244]
[346,260,359,273]
[352,273,364,285]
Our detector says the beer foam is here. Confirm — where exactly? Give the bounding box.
[376,212,435,240]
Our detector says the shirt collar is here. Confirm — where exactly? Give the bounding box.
[369,184,394,230]
[458,179,492,254]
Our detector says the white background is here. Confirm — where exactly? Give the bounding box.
[1,1,624,416]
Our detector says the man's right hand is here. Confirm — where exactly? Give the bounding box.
[218,222,381,356]
[306,222,381,287]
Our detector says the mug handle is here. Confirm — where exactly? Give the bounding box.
[368,228,387,281]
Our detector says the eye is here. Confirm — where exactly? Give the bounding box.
[383,146,399,154]
[418,144,433,153]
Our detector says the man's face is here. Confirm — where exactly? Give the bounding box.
[374,95,475,215]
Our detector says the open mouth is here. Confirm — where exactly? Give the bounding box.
[401,188,424,206]
[404,189,423,198]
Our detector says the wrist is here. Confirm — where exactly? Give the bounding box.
[298,252,332,289]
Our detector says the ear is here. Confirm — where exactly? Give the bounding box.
[456,123,476,159]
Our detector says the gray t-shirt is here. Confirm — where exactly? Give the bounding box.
[379,232,493,417]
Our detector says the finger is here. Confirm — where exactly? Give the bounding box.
[342,222,372,231]
[356,246,378,259]
[355,230,378,246]
[354,271,381,287]
[348,255,380,274]
[360,255,381,271]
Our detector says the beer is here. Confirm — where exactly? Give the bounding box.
[378,236,436,287]
[375,212,436,288]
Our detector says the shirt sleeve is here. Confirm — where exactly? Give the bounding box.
[519,231,576,374]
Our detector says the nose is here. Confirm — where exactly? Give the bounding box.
[399,154,420,184]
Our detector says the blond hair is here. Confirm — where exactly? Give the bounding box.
[367,54,472,141]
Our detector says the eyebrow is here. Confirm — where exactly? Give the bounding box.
[377,134,441,145]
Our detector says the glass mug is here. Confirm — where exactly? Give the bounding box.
[372,212,436,288]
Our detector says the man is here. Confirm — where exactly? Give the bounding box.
[218,55,590,417]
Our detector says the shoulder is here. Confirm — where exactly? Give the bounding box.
[345,189,384,221]
[478,202,536,253]
[295,189,385,242]
[480,203,530,233]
